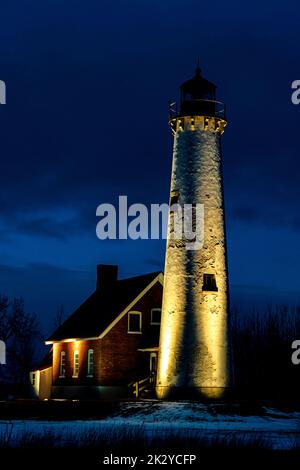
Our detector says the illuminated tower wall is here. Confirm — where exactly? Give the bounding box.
[156,67,231,399]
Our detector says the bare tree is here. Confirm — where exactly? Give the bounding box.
[0,296,41,384]
[53,304,65,330]
[232,304,300,399]
[0,295,10,342]
[9,298,40,384]
[0,295,10,383]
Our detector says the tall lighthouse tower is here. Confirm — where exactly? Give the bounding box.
[156,66,231,399]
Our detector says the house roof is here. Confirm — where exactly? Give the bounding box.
[46,271,162,343]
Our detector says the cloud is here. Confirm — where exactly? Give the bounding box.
[17,218,70,241]
[0,0,299,320]
[231,283,274,293]
[144,258,164,269]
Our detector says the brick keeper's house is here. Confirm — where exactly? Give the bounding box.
[30,265,163,399]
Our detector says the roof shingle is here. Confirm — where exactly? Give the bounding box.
[47,271,162,342]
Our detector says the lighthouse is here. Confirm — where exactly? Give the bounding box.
[156,66,231,399]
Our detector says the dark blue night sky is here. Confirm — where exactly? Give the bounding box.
[0,0,300,334]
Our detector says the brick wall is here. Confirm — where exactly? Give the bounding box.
[52,339,101,386]
[52,280,162,387]
[100,281,162,385]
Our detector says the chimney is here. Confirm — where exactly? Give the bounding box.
[96,264,118,291]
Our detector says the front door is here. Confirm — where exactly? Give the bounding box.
[150,353,157,386]
[150,352,157,372]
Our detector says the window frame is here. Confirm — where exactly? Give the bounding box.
[150,308,161,325]
[59,350,66,378]
[150,352,157,372]
[73,350,79,378]
[127,311,142,334]
[202,273,218,292]
[87,348,94,377]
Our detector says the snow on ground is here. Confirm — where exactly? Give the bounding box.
[0,401,300,449]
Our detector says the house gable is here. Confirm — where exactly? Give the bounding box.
[99,273,163,339]
[100,279,163,385]
[46,271,163,344]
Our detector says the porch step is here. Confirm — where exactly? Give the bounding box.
[140,388,156,398]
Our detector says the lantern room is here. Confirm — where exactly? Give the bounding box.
[179,65,218,117]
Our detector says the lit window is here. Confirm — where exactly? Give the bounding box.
[202,274,218,292]
[31,373,36,386]
[87,349,94,377]
[151,308,161,325]
[73,350,79,377]
[0,340,6,365]
[128,311,142,333]
[59,351,66,377]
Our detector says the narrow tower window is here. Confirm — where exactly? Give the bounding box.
[73,350,79,377]
[87,349,94,377]
[170,190,179,206]
[59,351,66,378]
[202,274,218,292]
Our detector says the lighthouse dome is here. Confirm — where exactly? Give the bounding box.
[180,66,216,97]
[180,66,217,116]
